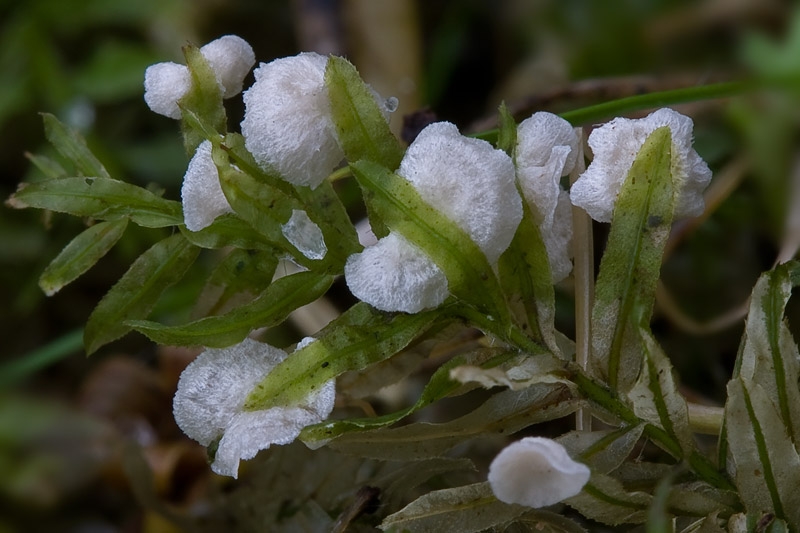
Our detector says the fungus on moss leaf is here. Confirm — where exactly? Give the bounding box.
[144,34,255,119]
[181,140,232,231]
[570,108,712,223]
[488,437,590,508]
[344,121,523,313]
[173,338,335,478]
[515,112,580,282]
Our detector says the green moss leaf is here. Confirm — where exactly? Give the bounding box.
[590,126,675,392]
[84,233,199,354]
[41,113,111,179]
[7,177,183,228]
[178,44,226,154]
[724,378,800,529]
[244,302,443,410]
[300,346,512,445]
[566,473,651,526]
[128,271,334,348]
[326,382,579,460]
[379,482,527,533]
[497,199,558,351]
[325,55,404,169]
[39,218,128,296]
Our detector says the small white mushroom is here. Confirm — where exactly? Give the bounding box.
[488,436,591,508]
[570,108,712,223]
[144,34,255,118]
[180,140,232,231]
[173,338,335,478]
[344,232,449,313]
[397,121,522,264]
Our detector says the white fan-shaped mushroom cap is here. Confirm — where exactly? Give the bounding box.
[397,122,522,264]
[143,62,191,119]
[200,35,256,98]
[345,232,449,313]
[181,140,233,231]
[515,112,580,230]
[570,108,712,223]
[241,52,343,188]
[489,437,591,508]
[173,337,336,478]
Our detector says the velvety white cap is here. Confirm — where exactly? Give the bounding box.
[345,232,449,313]
[200,35,256,98]
[570,108,712,223]
[489,437,591,508]
[281,209,327,260]
[143,62,191,119]
[516,112,580,230]
[173,337,336,478]
[241,52,344,188]
[181,140,233,231]
[398,122,522,264]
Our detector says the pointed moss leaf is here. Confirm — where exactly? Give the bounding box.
[566,473,651,526]
[222,133,298,198]
[26,152,67,179]
[128,271,333,348]
[179,214,277,251]
[385,484,528,532]
[244,302,443,410]
[84,234,199,354]
[300,347,512,445]
[381,457,477,511]
[39,218,128,296]
[590,126,675,392]
[738,263,800,444]
[724,378,800,529]
[178,44,226,153]
[448,352,571,391]
[7,177,183,228]
[558,425,645,475]
[41,113,111,179]
[192,248,279,318]
[351,159,509,321]
[379,482,527,533]
[496,102,517,156]
[325,55,403,169]
[628,328,694,457]
[666,483,737,522]
[498,199,558,351]
[327,383,580,460]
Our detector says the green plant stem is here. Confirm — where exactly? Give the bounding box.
[472,79,758,142]
[0,328,84,390]
[687,403,724,436]
[569,365,735,492]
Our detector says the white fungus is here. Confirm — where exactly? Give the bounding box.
[240,52,343,189]
[488,437,591,508]
[143,62,191,119]
[181,140,233,231]
[144,35,255,119]
[281,209,328,260]
[173,338,335,478]
[397,121,522,264]
[515,112,580,282]
[345,232,449,313]
[570,108,712,223]
[198,35,256,98]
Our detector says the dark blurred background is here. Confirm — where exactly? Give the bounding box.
[1,0,798,531]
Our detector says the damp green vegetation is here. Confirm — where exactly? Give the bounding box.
[3,1,800,532]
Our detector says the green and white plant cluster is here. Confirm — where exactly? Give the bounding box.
[9,34,800,532]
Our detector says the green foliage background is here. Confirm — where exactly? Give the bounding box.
[1,0,798,530]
